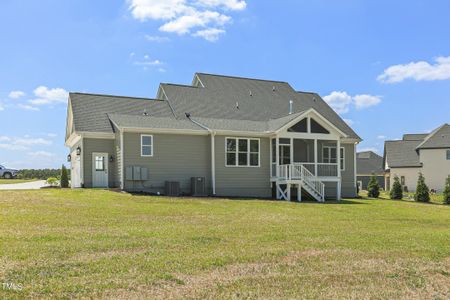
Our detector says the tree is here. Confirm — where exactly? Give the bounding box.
[46,177,59,187]
[414,172,430,202]
[443,177,450,205]
[367,174,380,198]
[60,165,69,188]
[390,176,403,200]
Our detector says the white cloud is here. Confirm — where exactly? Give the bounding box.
[0,104,4,111]
[324,91,382,114]
[14,137,52,146]
[133,59,163,66]
[145,35,170,42]
[158,68,167,73]
[196,0,246,10]
[323,91,353,114]
[0,144,28,151]
[47,133,57,138]
[8,90,25,99]
[353,94,382,110]
[377,56,450,83]
[29,86,69,105]
[193,27,225,41]
[0,136,52,152]
[18,104,40,111]
[28,151,55,158]
[128,0,245,41]
[377,135,386,139]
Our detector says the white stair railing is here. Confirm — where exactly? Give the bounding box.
[276,164,325,201]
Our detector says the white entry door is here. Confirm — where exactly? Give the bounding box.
[92,152,108,188]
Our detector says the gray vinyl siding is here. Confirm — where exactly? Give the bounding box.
[214,135,271,198]
[357,175,385,190]
[82,138,116,188]
[341,143,357,197]
[122,133,211,194]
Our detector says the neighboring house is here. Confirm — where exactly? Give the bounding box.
[356,151,385,191]
[384,124,450,192]
[65,73,361,201]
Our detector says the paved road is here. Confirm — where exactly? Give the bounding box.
[0,180,48,190]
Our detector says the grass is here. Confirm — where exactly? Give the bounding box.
[0,190,449,299]
[361,190,446,204]
[0,179,38,185]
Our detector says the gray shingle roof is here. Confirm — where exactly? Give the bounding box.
[161,73,360,139]
[68,73,361,139]
[356,151,384,175]
[384,140,422,168]
[70,93,173,133]
[107,114,204,131]
[402,134,428,141]
[416,124,450,149]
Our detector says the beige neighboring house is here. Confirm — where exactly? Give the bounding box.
[383,124,450,192]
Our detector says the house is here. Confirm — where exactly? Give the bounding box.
[384,124,450,192]
[356,151,385,191]
[65,73,362,201]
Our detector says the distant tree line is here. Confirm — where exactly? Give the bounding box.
[17,169,70,180]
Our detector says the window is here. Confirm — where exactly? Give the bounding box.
[310,118,330,134]
[95,156,105,171]
[447,150,450,160]
[226,138,259,167]
[141,135,153,157]
[401,176,405,185]
[287,118,307,132]
[322,146,345,170]
[322,146,337,164]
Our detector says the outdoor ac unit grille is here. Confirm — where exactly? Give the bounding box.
[165,181,180,196]
[191,177,206,196]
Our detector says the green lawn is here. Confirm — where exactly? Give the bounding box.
[0,179,38,185]
[1,190,449,299]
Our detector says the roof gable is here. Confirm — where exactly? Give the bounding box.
[416,124,450,149]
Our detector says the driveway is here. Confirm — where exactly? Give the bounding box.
[0,180,48,190]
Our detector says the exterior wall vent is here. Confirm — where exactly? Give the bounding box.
[289,100,293,115]
[249,90,252,96]
[236,102,239,109]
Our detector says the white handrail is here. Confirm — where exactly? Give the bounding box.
[276,164,325,201]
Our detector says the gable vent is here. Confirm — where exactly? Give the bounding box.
[289,100,293,115]
[236,102,239,110]
[249,90,252,96]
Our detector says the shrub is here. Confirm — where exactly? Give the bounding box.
[367,174,380,198]
[46,177,59,187]
[414,172,430,202]
[390,176,403,200]
[443,177,450,205]
[60,165,69,188]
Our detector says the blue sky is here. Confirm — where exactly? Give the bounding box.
[1,0,450,169]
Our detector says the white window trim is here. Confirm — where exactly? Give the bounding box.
[141,134,153,157]
[225,137,260,168]
[322,146,345,170]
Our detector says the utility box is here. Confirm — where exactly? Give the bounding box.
[133,167,141,181]
[191,177,206,196]
[125,167,133,180]
[165,181,180,196]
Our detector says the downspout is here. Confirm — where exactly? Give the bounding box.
[186,114,216,195]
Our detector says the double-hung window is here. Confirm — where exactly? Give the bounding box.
[322,146,345,170]
[141,135,153,157]
[226,138,259,167]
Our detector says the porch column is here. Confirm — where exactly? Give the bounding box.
[337,139,342,201]
[314,139,318,176]
[297,183,302,202]
[275,137,279,177]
